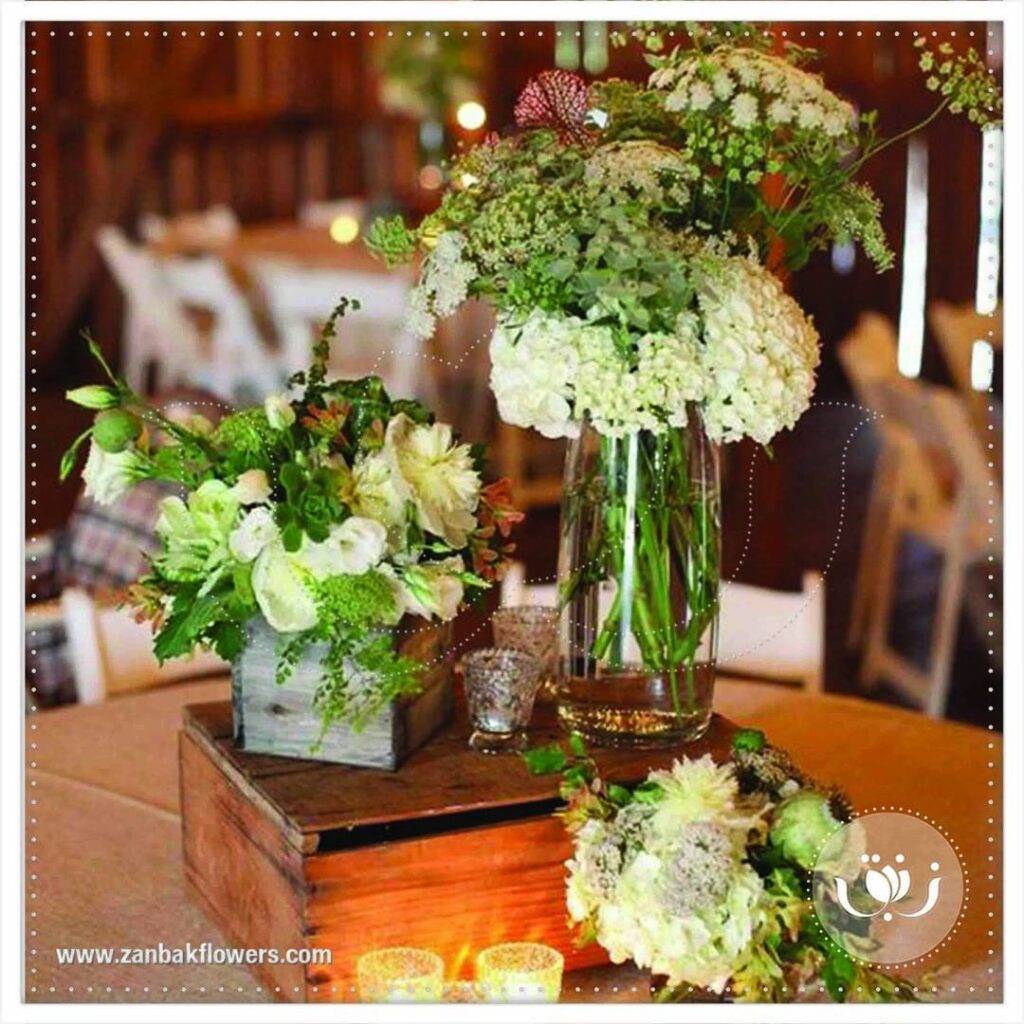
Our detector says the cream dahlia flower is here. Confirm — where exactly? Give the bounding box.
[384,414,481,548]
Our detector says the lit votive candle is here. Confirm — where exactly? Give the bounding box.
[356,947,444,1003]
[476,942,564,1003]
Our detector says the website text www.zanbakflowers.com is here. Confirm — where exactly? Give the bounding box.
[54,943,331,967]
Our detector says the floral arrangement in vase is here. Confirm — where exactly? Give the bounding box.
[368,23,1000,746]
[62,301,522,745]
[525,728,920,1003]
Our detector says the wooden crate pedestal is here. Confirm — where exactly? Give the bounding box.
[180,701,736,1002]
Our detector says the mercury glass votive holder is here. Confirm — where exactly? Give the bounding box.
[476,942,564,1003]
[492,605,559,703]
[356,947,444,1003]
[462,648,541,754]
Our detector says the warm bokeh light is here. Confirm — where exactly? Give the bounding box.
[329,214,360,245]
[456,100,487,131]
[418,164,445,191]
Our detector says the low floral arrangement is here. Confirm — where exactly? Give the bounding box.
[62,303,522,736]
[525,729,919,1003]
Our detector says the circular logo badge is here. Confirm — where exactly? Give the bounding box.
[811,811,964,965]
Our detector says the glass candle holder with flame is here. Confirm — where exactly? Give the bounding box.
[476,942,563,1002]
[356,947,444,1003]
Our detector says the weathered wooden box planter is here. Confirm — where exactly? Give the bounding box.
[231,617,453,770]
[180,700,735,1002]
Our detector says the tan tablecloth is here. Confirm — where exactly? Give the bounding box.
[27,679,1002,1003]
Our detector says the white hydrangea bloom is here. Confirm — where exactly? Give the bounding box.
[573,323,662,437]
[697,255,820,445]
[635,318,709,428]
[489,311,581,439]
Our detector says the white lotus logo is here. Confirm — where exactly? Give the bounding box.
[835,854,943,921]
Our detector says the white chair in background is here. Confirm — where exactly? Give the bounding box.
[158,254,282,400]
[95,225,203,393]
[60,587,225,705]
[856,379,1000,717]
[249,261,437,403]
[299,198,367,230]
[138,205,240,249]
[837,313,930,650]
[499,562,825,692]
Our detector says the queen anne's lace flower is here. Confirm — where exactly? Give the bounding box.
[697,256,820,445]
[405,231,477,339]
[656,45,856,142]
[585,140,696,206]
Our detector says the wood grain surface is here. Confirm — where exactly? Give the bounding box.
[183,700,737,848]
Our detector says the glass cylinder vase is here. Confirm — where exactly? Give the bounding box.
[556,409,720,747]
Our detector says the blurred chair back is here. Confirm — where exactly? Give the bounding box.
[499,563,825,691]
[839,314,940,651]
[250,261,436,403]
[60,587,225,704]
[929,300,1002,396]
[929,300,1002,465]
[95,225,201,393]
[857,377,998,716]
[836,311,900,411]
[139,204,240,250]
[159,254,281,400]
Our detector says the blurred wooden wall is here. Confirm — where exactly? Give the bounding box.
[27,20,998,386]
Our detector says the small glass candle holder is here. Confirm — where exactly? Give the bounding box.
[477,942,564,1003]
[492,605,559,703]
[356,947,444,1003]
[462,648,541,754]
[442,980,483,1003]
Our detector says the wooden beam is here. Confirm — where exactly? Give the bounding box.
[37,34,215,365]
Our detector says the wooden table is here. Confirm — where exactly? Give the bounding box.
[26,677,1002,1004]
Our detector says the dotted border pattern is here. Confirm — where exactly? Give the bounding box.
[25,21,1003,1002]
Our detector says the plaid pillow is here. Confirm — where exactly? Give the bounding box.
[26,479,179,705]
[57,479,180,591]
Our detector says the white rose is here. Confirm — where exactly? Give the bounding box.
[298,517,388,578]
[81,441,145,506]
[251,542,318,633]
[231,468,271,506]
[229,507,279,563]
[384,414,481,548]
[264,393,296,430]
